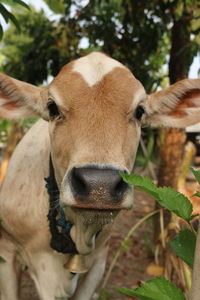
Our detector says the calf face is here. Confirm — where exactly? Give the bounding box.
[48,54,145,212]
[0,52,200,254]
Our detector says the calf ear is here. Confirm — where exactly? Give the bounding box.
[0,73,49,120]
[145,79,200,128]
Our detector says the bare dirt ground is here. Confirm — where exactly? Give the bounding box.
[20,189,155,300]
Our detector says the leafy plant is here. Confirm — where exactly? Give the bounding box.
[170,228,196,269]
[120,172,198,223]
[0,0,29,39]
[116,277,186,300]
[43,0,65,14]
[114,168,200,300]
[190,168,200,185]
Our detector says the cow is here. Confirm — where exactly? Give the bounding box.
[0,52,199,300]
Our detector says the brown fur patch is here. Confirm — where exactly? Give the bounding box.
[2,101,17,110]
[170,89,200,118]
[49,62,143,182]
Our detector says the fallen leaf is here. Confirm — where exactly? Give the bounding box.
[146,263,164,276]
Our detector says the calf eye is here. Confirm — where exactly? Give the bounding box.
[135,105,145,121]
[47,101,60,119]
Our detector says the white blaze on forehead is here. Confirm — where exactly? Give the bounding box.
[72,52,124,86]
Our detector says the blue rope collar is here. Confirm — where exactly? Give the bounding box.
[45,156,77,254]
[44,177,72,235]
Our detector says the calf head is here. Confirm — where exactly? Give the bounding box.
[0,52,200,254]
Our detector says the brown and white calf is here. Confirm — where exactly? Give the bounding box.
[0,52,200,300]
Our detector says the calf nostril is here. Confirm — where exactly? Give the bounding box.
[111,177,128,198]
[71,168,89,196]
[114,178,128,196]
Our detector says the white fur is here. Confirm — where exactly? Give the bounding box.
[0,120,109,300]
[28,252,79,300]
[72,52,124,86]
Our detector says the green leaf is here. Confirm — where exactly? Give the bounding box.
[5,10,20,31]
[0,0,29,10]
[190,213,200,220]
[115,287,139,298]
[0,3,10,22]
[14,0,30,10]
[0,256,6,262]
[0,3,20,31]
[0,23,3,40]
[170,228,196,268]
[190,168,200,185]
[121,173,193,221]
[120,242,130,251]
[43,0,65,14]
[157,187,193,221]
[193,191,200,198]
[120,173,158,199]
[115,277,186,300]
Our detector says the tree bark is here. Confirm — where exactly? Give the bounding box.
[158,15,191,190]
[158,128,186,189]
[154,12,192,241]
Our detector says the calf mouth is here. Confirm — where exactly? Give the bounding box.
[71,207,120,226]
[64,205,120,255]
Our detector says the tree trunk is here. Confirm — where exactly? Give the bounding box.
[154,13,192,239]
[158,128,186,189]
[158,15,191,190]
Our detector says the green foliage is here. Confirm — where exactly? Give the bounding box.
[0,119,12,142]
[1,0,199,88]
[0,5,84,84]
[0,118,37,144]
[193,191,200,198]
[120,173,158,198]
[72,0,170,92]
[21,117,38,130]
[0,119,12,132]
[120,173,194,222]
[117,167,200,299]
[171,228,196,268]
[43,0,65,14]
[0,0,29,10]
[116,168,200,300]
[115,277,186,300]
[157,187,193,222]
[0,3,20,31]
[190,168,200,185]
[191,168,200,198]
[0,257,6,263]
[0,0,29,39]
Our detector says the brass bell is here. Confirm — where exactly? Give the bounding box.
[64,254,89,274]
